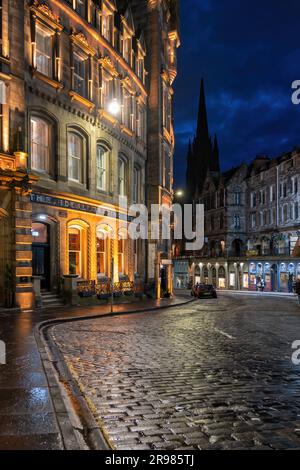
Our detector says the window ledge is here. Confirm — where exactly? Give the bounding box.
[99,109,118,126]
[121,125,134,138]
[32,70,64,90]
[69,91,95,110]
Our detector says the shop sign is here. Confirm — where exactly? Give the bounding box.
[30,193,134,222]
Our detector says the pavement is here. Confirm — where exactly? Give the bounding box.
[50,293,300,450]
[0,292,193,450]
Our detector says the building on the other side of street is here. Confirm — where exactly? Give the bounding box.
[0,0,180,309]
[173,80,300,293]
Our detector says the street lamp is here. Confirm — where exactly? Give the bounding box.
[175,190,184,198]
[108,98,121,116]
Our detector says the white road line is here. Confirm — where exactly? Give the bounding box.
[214,328,236,340]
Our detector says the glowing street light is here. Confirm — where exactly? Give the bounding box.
[175,190,184,197]
[108,98,121,116]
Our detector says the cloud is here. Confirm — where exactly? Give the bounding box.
[174,0,300,186]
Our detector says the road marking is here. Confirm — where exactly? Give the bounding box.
[214,328,236,340]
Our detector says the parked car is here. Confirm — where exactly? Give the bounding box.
[192,284,218,299]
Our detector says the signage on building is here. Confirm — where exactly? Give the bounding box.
[30,193,134,222]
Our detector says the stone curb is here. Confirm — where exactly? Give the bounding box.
[35,296,196,450]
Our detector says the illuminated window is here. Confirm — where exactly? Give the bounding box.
[134,240,138,274]
[123,37,131,63]
[68,228,81,276]
[118,238,125,275]
[102,12,111,42]
[31,117,50,173]
[68,132,83,183]
[36,26,53,78]
[96,145,109,191]
[73,52,87,98]
[97,234,107,277]
[118,158,126,196]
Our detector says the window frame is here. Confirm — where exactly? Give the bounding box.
[30,115,53,175]
[68,130,85,184]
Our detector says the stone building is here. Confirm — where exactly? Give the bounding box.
[0,0,179,309]
[174,80,300,292]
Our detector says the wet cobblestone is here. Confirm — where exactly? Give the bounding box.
[52,294,300,450]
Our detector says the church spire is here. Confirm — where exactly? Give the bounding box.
[210,134,220,173]
[196,78,209,139]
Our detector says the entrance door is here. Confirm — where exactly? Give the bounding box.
[32,222,51,290]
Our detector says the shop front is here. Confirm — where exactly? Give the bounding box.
[30,192,144,297]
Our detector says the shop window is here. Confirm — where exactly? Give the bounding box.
[30,116,51,173]
[68,227,82,276]
[134,240,138,274]
[118,238,125,275]
[97,234,107,277]
[96,144,109,191]
[36,25,53,78]
[68,131,84,183]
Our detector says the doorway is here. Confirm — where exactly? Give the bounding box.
[32,222,51,291]
[271,264,278,292]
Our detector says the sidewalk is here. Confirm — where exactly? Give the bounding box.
[0,293,194,450]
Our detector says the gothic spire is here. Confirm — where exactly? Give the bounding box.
[196,78,209,139]
[210,134,220,173]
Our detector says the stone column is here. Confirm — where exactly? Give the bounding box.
[14,192,34,309]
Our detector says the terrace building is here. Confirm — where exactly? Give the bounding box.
[0,0,179,309]
[173,81,300,292]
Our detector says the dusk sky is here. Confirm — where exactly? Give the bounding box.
[174,0,300,188]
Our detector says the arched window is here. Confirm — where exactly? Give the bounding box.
[97,231,107,277]
[96,144,110,191]
[68,131,84,183]
[68,227,82,276]
[118,157,127,196]
[30,116,52,173]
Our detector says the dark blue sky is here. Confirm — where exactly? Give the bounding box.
[174,0,300,188]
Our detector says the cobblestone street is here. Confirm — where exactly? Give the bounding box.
[51,293,300,450]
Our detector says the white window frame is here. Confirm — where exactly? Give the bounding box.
[73,52,87,98]
[68,132,83,183]
[118,158,126,196]
[96,145,109,191]
[36,25,53,78]
[31,116,50,173]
